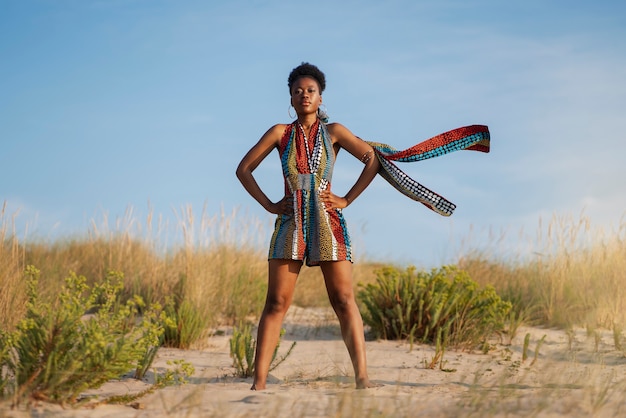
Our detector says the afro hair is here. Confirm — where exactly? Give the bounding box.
[287,62,326,94]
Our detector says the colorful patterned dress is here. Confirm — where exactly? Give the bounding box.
[267,120,491,266]
[269,119,351,266]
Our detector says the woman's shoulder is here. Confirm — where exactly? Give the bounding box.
[268,122,290,131]
[325,122,353,139]
[326,121,352,130]
[262,123,291,138]
[271,122,301,133]
[257,123,294,148]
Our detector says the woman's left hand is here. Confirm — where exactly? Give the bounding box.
[319,190,349,210]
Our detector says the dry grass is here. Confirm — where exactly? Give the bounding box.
[0,202,28,330]
[0,204,269,333]
[2,203,626,416]
[458,212,626,330]
[3,204,625,335]
[1,201,386,332]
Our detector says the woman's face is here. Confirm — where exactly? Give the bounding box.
[290,76,322,116]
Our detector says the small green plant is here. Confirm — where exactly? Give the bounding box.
[105,359,195,406]
[586,324,602,353]
[531,334,547,366]
[149,274,212,350]
[229,322,296,378]
[0,266,164,406]
[161,296,210,350]
[566,327,576,352]
[426,325,453,370]
[593,330,601,353]
[501,304,532,345]
[358,265,512,351]
[134,303,170,381]
[229,322,256,378]
[157,359,196,387]
[522,333,531,362]
[612,322,623,351]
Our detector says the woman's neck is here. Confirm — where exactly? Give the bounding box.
[297,114,318,132]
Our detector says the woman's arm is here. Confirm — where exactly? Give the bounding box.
[323,123,380,209]
[236,124,291,215]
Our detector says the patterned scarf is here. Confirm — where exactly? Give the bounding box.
[366,125,490,216]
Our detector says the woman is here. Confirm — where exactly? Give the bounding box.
[236,62,380,390]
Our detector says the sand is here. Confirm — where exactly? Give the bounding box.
[2,306,625,417]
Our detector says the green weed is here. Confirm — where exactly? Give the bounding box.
[160,275,212,349]
[522,333,531,362]
[0,267,164,406]
[229,322,296,378]
[531,334,547,366]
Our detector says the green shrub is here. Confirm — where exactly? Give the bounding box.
[358,265,511,350]
[0,266,164,406]
[229,322,296,378]
[161,297,209,349]
[161,293,211,350]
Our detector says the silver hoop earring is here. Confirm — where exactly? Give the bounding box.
[288,105,296,119]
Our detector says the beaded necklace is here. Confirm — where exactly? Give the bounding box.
[297,119,322,174]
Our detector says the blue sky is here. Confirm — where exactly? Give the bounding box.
[1,0,625,267]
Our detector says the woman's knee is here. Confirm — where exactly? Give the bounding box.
[264,295,291,315]
[329,292,355,315]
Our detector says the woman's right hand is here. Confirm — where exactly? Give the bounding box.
[268,195,293,215]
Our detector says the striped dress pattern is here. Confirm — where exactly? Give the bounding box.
[268,122,490,265]
[269,119,351,266]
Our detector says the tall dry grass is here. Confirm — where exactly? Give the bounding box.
[2,202,625,336]
[0,203,270,335]
[458,213,626,329]
[0,202,28,329]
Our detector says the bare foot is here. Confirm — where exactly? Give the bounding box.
[356,379,383,389]
[250,383,266,391]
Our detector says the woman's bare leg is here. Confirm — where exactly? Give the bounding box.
[320,261,376,389]
[251,259,302,390]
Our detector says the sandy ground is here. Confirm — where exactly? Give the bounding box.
[2,306,626,417]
